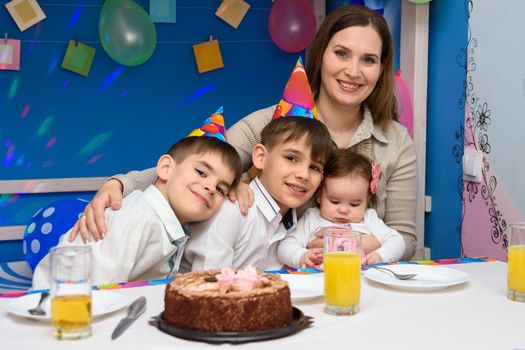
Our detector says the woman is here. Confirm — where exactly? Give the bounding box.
[73,5,418,260]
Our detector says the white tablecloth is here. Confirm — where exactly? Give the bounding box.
[1,261,524,350]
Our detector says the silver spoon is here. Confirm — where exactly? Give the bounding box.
[371,266,418,280]
[28,292,50,316]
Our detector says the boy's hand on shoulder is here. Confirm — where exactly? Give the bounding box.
[227,182,254,216]
[70,179,123,243]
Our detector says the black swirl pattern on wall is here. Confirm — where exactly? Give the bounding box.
[458,0,508,253]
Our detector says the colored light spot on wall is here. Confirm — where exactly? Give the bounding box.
[0,194,11,208]
[100,66,125,90]
[9,78,19,99]
[63,79,69,88]
[42,160,54,168]
[3,144,15,166]
[46,136,57,149]
[37,116,54,137]
[16,154,25,166]
[28,22,43,54]
[5,139,11,147]
[8,194,19,204]
[21,104,30,119]
[22,180,38,193]
[78,131,112,156]
[120,89,128,97]
[26,162,32,168]
[48,57,59,75]
[180,83,215,106]
[70,6,83,28]
[87,154,102,164]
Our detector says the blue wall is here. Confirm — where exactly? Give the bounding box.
[1,1,403,263]
[0,0,300,262]
[425,0,467,259]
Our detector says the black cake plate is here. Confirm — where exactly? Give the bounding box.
[149,307,313,344]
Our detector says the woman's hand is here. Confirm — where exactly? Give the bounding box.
[227,182,254,215]
[306,230,324,249]
[69,179,124,243]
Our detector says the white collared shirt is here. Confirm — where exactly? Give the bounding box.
[278,207,406,268]
[32,186,188,289]
[182,177,297,272]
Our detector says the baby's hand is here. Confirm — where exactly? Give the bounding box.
[300,248,323,268]
[364,252,383,265]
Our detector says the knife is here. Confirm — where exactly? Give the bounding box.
[111,296,147,340]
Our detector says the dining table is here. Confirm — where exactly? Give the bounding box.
[1,258,524,350]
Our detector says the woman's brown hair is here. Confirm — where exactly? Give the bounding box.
[306,5,397,129]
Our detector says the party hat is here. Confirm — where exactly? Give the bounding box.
[187,106,227,142]
[272,57,319,120]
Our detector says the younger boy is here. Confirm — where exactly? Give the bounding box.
[33,136,242,288]
[181,116,334,272]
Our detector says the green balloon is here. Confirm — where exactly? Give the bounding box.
[99,0,157,66]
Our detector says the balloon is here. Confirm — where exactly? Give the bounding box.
[268,0,317,53]
[364,0,386,10]
[394,70,414,138]
[99,0,157,66]
[23,198,88,271]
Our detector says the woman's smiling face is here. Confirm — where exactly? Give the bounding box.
[319,25,383,110]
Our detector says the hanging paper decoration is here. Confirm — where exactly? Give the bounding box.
[99,0,157,66]
[0,36,21,71]
[215,0,250,29]
[5,0,46,32]
[192,37,224,74]
[268,0,317,53]
[61,39,96,77]
[150,0,176,23]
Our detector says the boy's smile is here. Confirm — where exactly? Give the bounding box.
[158,152,236,224]
[253,136,324,215]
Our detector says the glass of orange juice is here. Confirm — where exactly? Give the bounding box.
[508,223,525,302]
[50,246,92,339]
[323,226,361,315]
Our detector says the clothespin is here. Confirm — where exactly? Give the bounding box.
[209,35,213,45]
[4,33,8,45]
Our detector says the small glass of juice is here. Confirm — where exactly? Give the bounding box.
[322,226,361,315]
[50,246,92,339]
[508,223,525,302]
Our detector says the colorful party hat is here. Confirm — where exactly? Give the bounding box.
[187,106,227,142]
[272,57,319,120]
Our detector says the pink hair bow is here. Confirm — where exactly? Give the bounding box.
[370,162,381,194]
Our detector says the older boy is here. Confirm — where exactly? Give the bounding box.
[181,116,334,271]
[33,135,242,288]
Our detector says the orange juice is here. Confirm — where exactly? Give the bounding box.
[51,294,92,331]
[324,252,361,307]
[508,245,525,294]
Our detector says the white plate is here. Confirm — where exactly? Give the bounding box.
[7,290,129,321]
[364,264,469,291]
[280,274,324,302]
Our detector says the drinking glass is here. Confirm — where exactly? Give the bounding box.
[508,223,525,302]
[50,246,92,339]
[323,226,361,315]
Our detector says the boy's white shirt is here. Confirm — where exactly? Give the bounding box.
[182,177,297,272]
[278,207,406,268]
[32,185,188,289]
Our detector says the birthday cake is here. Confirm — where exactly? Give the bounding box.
[163,267,293,332]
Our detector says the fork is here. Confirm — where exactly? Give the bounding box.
[28,292,50,316]
[371,266,417,280]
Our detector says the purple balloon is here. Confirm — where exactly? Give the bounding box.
[268,0,317,53]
